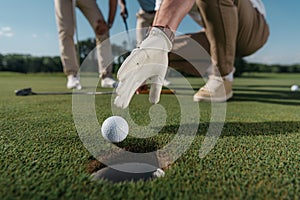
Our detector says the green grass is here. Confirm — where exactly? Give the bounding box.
[0,72,299,199]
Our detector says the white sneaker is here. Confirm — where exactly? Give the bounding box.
[193,75,233,102]
[67,74,82,90]
[101,77,118,88]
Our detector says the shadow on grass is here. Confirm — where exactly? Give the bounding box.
[221,121,300,136]
[163,82,300,105]
[232,86,300,106]
[159,121,300,137]
[237,85,292,88]
[235,75,275,79]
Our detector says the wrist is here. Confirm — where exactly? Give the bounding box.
[148,25,175,42]
[141,26,173,52]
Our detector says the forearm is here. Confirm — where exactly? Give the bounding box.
[153,0,195,32]
[108,0,118,27]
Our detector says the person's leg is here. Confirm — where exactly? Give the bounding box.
[136,9,156,46]
[192,0,238,102]
[77,0,116,87]
[54,0,82,90]
[235,0,269,56]
[194,0,269,102]
[197,0,238,77]
[54,0,79,76]
[169,31,211,77]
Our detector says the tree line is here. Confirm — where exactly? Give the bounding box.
[234,57,300,76]
[0,38,299,76]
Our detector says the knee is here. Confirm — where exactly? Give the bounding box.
[58,25,74,39]
[196,0,235,8]
[196,0,216,6]
[96,32,109,43]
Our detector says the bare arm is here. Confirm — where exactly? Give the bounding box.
[153,0,195,32]
[108,0,118,28]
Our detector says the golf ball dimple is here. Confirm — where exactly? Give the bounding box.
[101,116,129,143]
[290,85,299,91]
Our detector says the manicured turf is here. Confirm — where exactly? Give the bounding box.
[0,72,299,199]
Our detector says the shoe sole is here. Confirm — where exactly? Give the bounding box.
[101,82,118,88]
[67,84,82,90]
[101,84,117,88]
[193,91,233,102]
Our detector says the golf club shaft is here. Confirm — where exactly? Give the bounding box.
[34,91,115,95]
[15,88,115,96]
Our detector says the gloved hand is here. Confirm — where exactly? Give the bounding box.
[114,27,173,108]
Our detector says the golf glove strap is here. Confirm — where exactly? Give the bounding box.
[114,27,173,108]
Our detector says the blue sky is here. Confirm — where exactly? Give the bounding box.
[0,0,300,65]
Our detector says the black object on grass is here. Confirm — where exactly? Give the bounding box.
[15,88,114,96]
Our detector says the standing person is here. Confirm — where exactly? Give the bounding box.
[119,0,161,47]
[54,0,118,90]
[114,0,269,108]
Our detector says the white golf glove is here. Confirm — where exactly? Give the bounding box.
[114,27,173,108]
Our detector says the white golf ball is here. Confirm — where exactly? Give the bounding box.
[290,85,299,91]
[101,116,129,143]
